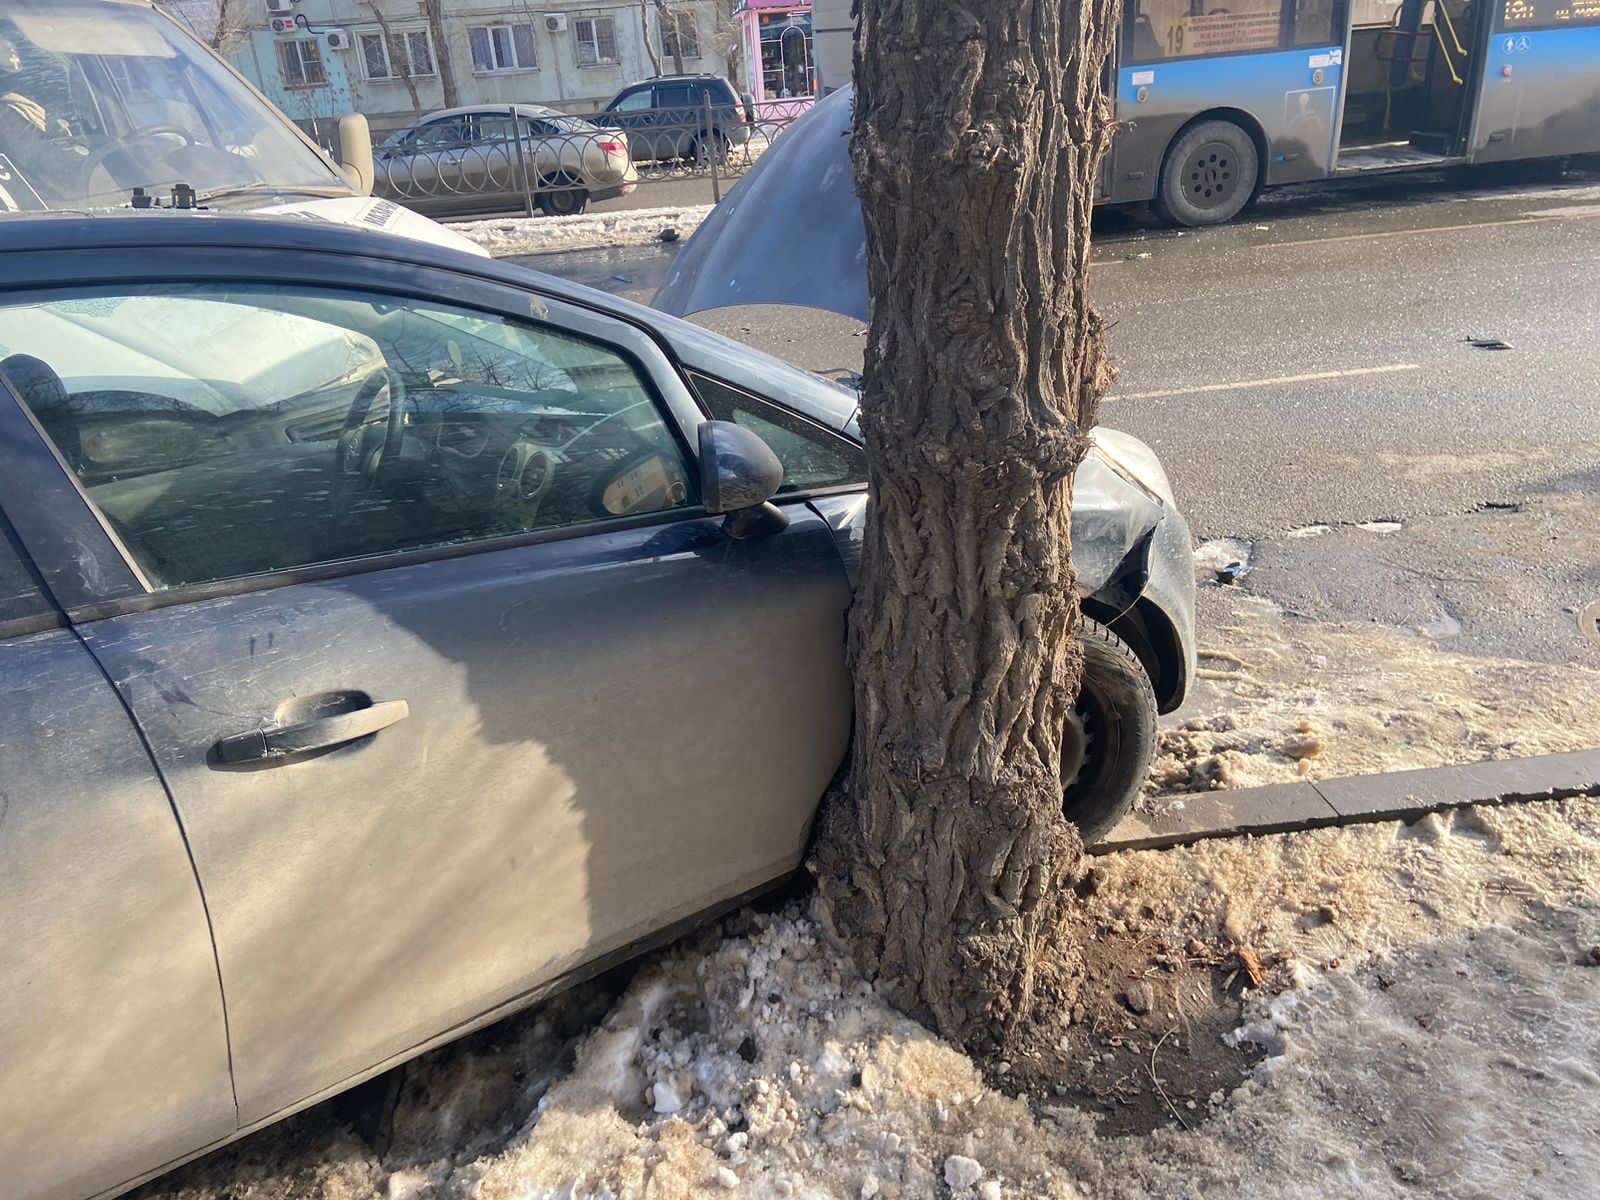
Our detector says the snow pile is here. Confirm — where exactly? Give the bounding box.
[450,205,714,257]
[142,797,1600,1200]
[1147,592,1600,796]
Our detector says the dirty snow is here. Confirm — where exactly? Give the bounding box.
[450,205,714,258]
[1148,592,1600,797]
[138,796,1600,1200]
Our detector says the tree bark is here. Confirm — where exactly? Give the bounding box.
[653,0,687,75]
[422,1,459,108]
[811,0,1119,1054]
[640,1,663,76]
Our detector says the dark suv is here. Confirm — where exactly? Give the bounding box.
[598,75,755,164]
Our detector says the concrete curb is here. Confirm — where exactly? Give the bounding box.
[1091,748,1600,854]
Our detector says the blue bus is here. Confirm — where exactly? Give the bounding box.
[813,0,1600,225]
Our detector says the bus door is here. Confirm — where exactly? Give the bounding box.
[1109,0,1349,209]
[1468,1,1600,163]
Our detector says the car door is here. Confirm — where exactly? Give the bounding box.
[655,80,699,158]
[0,250,852,1128]
[468,111,525,209]
[379,117,473,214]
[0,380,234,1200]
[604,84,660,160]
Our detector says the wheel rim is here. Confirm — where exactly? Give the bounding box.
[1181,140,1242,211]
[1061,684,1110,807]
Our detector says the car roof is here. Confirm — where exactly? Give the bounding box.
[0,211,860,430]
[415,104,569,123]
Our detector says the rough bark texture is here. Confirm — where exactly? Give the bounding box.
[640,1,664,77]
[811,0,1119,1054]
[422,1,460,109]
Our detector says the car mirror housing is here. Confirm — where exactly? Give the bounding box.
[698,421,789,537]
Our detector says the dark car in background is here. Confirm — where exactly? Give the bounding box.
[597,74,755,165]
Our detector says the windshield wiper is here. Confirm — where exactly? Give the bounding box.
[195,183,353,206]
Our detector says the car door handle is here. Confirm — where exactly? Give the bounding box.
[214,699,410,765]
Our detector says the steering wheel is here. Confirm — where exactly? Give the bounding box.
[332,368,409,516]
[78,126,199,193]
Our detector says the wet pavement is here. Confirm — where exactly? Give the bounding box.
[509,160,1600,670]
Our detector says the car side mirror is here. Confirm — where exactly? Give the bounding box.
[336,112,375,196]
[698,420,789,539]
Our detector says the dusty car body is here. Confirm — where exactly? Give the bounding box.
[0,211,1191,1200]
[375,105,637,218]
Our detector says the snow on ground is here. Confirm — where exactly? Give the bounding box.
[1146,590,1600,798]
[138,796,1600,1200]
[450,205,714,258]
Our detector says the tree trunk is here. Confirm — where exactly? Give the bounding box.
[810,0,1119,1055]
[422,1,459,108]
[640,1,663,76]
[653,1,687,75]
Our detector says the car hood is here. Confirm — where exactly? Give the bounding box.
[653,86,868,322]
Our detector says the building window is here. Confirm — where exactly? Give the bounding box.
[278,38,327,88]
[758,13,814,98]
[573,17,618,67]
[469,24,538,72]
[658,10,702,60]
[358,29,437,80]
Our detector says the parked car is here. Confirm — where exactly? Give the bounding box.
[0,212,1192,1200]
[597,74,755,165]
[375,105,637,217]
[0,0,486,254]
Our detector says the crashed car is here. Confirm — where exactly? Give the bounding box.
[0,208,1191,1200]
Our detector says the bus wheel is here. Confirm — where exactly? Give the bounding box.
[1157,120,1259,227]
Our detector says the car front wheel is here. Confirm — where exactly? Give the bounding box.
[1061,618,1160,846]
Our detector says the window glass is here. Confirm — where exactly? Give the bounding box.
[691,374,866,494]
[659,11,703,59]
[1125,0,1287,60]
[2,287,695,589]
[277,38,327,88]
[575,17,619,66]
[758,13,815,97]
[1292,0,1343,43]
[658,82,696,109]
[610,88,653,113]
[406,118,470,149]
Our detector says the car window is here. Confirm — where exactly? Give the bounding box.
[406,119,471,149]
[690,373,866,494]
[2,286,696,590]
[657,82,696,110]
[704,80,739,105]
[609,88,653,113]
[475,114,517,143]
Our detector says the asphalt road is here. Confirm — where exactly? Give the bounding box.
[511,163,1600,669]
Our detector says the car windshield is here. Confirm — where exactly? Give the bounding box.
[0,0,349,213]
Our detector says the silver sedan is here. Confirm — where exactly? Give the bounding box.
[374,104,638,218]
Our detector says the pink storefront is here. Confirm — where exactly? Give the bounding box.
[735,0,816,119]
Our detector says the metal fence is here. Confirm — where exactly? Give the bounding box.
[367,99,807,220]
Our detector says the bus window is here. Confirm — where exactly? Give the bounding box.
[1291,0,1344,43]
[1126,0,1286,61]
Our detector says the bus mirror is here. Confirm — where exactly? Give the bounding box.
[336,113,375,196]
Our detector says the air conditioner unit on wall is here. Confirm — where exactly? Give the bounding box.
[545,13,569,33]
[264,0,295,15]
[269,15,297,34]
[324,28,351,50]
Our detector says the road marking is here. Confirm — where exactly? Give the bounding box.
[1270,209,1600,248]
[1114,363,1421,402]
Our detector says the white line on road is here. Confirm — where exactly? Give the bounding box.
[1113,362,1421,402]
[1269,209,1600,248]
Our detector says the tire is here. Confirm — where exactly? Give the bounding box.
[1061,619,1160,846]
[1155,119,1259,227]
[690,133,731,168]
[537,174,590,218]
